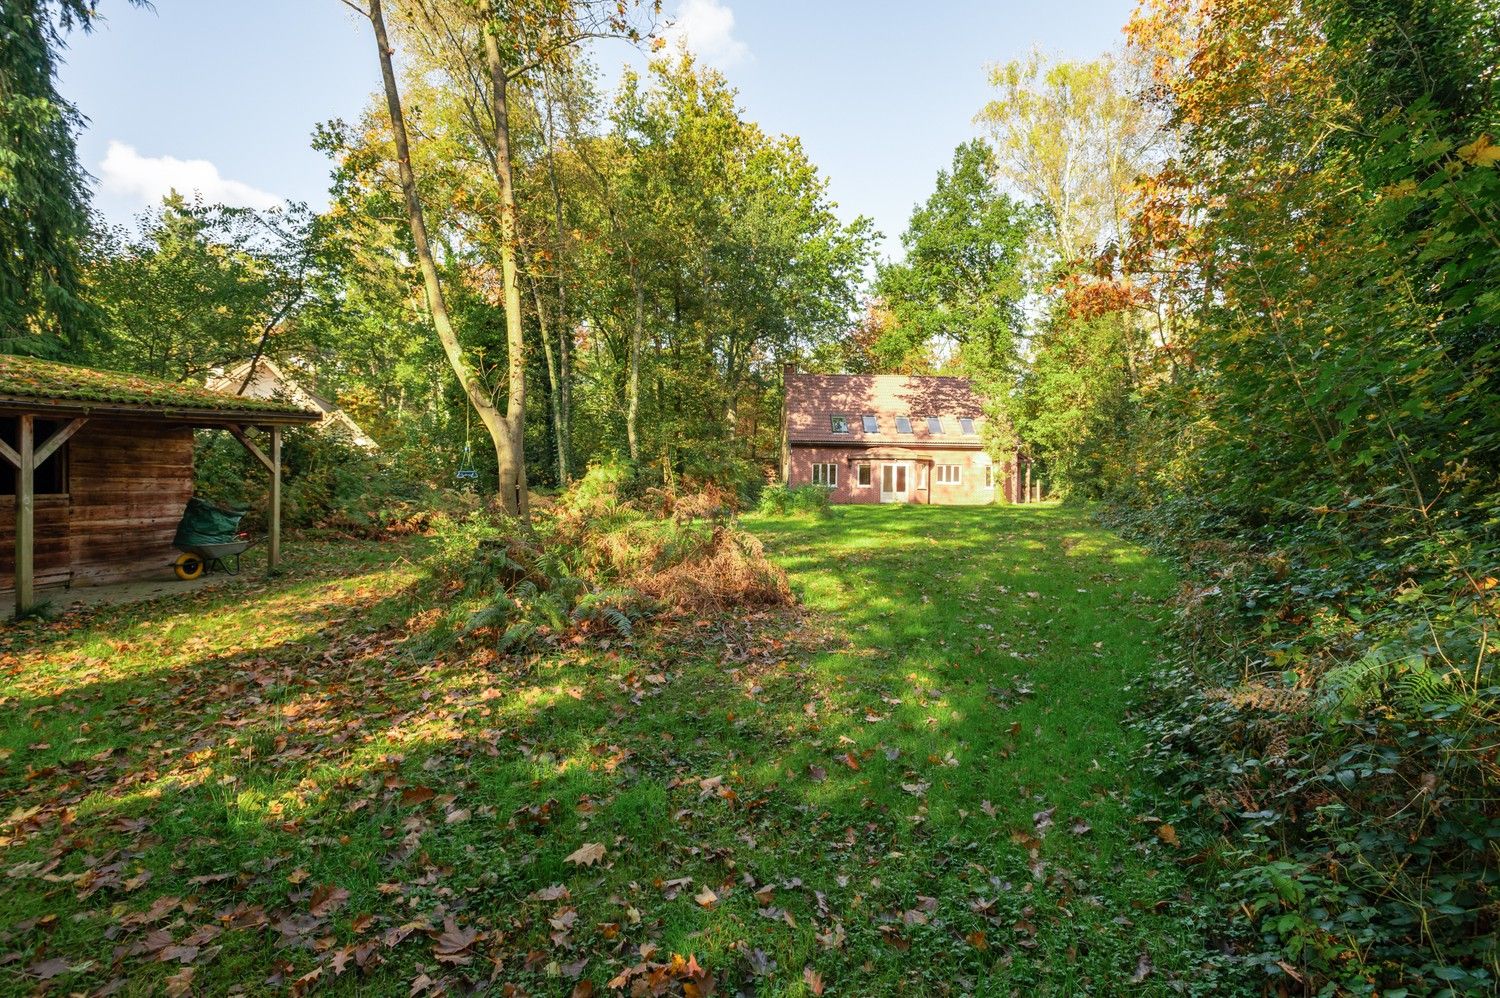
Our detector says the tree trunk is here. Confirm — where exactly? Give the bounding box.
[481,9,530,518]
[366,0,516,509]
[540,64,572,484]
[525,263,568,487]
[627,259,644,462]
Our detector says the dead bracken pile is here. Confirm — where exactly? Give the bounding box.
[431,468,793,653]
[626,523,792,612]
[552,462,792,613]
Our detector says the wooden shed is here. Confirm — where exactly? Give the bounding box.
[0,355,320,614]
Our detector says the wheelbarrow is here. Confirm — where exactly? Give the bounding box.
[171,497,256,581]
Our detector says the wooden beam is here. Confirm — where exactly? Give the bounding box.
[15,415,33,614]
[34,417,86,466]
[0,436,17,470]
[225,424,274,473]
[269,426,281,571]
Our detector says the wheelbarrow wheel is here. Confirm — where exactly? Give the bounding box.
[174,552,205,581]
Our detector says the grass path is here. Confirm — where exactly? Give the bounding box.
[744,504,1213,993]
[0,506,1214,995]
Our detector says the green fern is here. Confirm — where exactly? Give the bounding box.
[498,620,539,653]
[1315,646,1471,719]
[1316,650,1402,719]
[1392,664,1471,713]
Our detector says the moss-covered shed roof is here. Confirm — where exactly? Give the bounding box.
[0,355,321,424]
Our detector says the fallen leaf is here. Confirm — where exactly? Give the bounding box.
[400,786,435,806]
[164,966,194,997]
[694,886,718,908]
[803,966,825,995]
[309,884,350,917]
[565,842,606,867]
[1156,824,1180,848]
[29,958,71,980]
[745,948,775,976]
[432,918,479,962]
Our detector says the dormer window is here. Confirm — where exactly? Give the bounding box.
[861,415,878,433]
[960,418,976,434]
[895,416,912,434]
[926,416,943,434]
[830,415,849,434]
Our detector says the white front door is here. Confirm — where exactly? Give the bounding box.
[879,462,909,503]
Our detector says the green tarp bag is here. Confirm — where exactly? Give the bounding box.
[174,497,247,549]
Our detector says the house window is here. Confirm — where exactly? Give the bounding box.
[830,415,849,434]
[0,417,69,496]
[861,415,878,433]
[926,416,944,434]
[960,418,977,435]
[895,416,913,434]
[983,464,994,488]
[857,463,872,487]
[935,464,961,485]
[811,463,838,487]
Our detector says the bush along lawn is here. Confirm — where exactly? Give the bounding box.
[1,506,1236,995]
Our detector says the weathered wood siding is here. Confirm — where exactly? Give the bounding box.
[0,419,195,591]
[0,497,69,588]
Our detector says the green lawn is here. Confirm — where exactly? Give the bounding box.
[0,506,1219,995]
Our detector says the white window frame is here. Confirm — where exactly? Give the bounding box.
[861,414,878,433]
[830,415,849,434]
[935,464,961,485]
[811,462,838,487]
[895,416,913,434]
[960,418,977,435]
[926,416,944,435]
[857,463,872,487]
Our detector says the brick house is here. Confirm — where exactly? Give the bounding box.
[780,370,1019,505]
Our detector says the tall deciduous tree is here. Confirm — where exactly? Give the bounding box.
[873,140,1032,382]
[977,50,1165,270]
[86,194,319,382]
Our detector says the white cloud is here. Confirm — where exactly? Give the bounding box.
[98,141,283,212]
[664,0,750,68]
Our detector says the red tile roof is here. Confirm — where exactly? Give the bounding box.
[784,372,984,447]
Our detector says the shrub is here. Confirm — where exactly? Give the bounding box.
[194,425,470,537]
[757,483,831,516]
[1116,500,1500,994]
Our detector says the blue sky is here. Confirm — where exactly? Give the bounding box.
[60,0,1135,259]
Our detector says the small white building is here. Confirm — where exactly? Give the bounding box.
[208,358,378,451]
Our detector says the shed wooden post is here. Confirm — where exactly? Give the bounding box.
[269,425,282,571]
[15,415,33,614]
[1024,462,1032,505]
